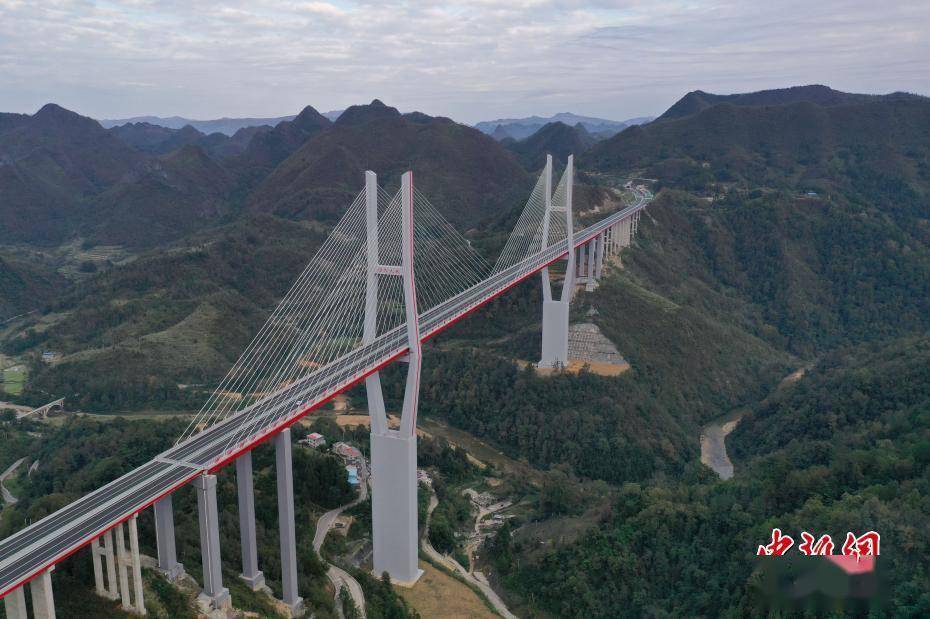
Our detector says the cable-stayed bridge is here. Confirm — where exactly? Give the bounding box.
[0,155,649,618]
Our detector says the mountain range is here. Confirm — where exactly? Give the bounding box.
[99,114,297,135]
[656,83,927,121]
[0,99,530,250]
[475,112,652,141]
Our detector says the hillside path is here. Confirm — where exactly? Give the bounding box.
[421,486,516,619]
[1,458,25,506]
[314,460,368,617]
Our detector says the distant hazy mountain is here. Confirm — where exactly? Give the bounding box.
[505,122,597,170]
[322,110,344,121]
[108,121,271,159]
[99,114,296,135]
[656,84,927,121]
[476,112,653,141]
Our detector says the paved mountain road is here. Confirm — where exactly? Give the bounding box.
[314,459,368,617]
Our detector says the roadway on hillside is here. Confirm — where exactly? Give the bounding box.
[313,458,368,617]
[0,459,25,507]
[0,189,649,600]
[421,485,516,619]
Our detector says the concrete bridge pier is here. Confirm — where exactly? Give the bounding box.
[193,474,230,611]
[30,569,55,619]
[91,535,116,598]
[235,451,265,591]
[578,242,587,281]
[3,585,27,619]
[153,495,184,582]
[88,529,119,601]
[275,430,304,616]
[585,237,598,292]
[110,518,145,615]
[371,430,419,583]
[2,566,56,618]
[540,300,570,368]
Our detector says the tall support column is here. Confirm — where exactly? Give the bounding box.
[398,171,422,440]
[371,170,422,585]
[561,155,576,301]
[275,430,303,615]
[595,232,605,280]
[103,530,119,600]
[540,155,574,369]
[540,155,554,303]
[115,523,132,611]
[129,516,146,616]
[194,474,230,610]
[30,569,55,619]
[585,238,597,292]
[91,537,106,596]
[3,586,27,619]
[236,452,265,590]
[578,243,587,280]
[154,495,184,582]
[363,170,389,437]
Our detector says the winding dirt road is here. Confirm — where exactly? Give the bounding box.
[313,462,368,617]
[0,458,25,506]
[421,486,516,619]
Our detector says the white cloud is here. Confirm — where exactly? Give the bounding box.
[0,0,927,123]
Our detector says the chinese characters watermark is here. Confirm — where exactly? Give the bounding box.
[757,529,880,559]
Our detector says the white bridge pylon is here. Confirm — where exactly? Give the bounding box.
[366,171,422,583]
[0,154,650,615]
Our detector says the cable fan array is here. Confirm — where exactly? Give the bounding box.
[492,160,570,274]
[176,177,491,450]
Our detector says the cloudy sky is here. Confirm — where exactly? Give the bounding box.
[1,1,929,124]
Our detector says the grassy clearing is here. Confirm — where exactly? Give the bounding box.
[1,365,26,396]
[396,560,497,619]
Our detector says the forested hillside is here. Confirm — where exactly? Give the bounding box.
[9,216,327,410]
[488,334,930,617]
[454,87,930,616]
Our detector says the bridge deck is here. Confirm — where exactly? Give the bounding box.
[0,194,647,598]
